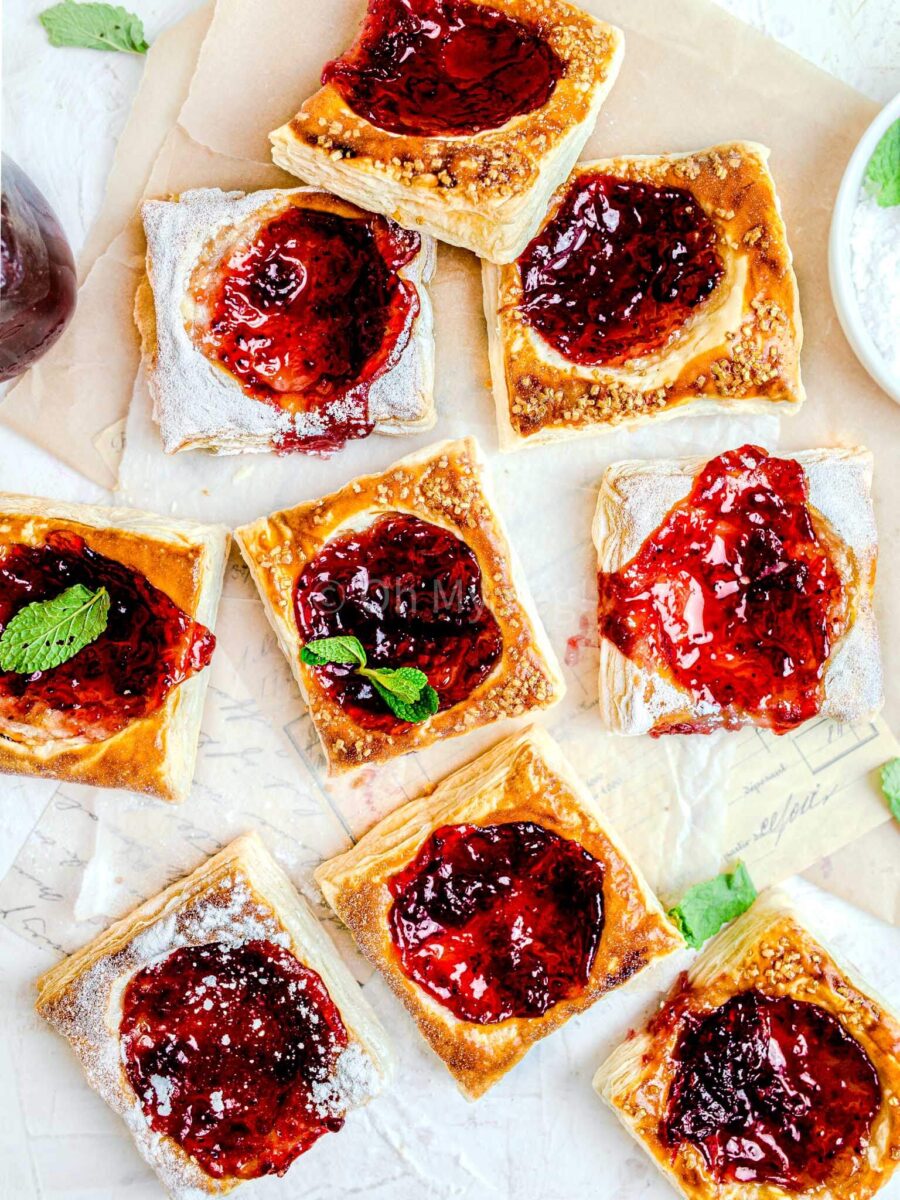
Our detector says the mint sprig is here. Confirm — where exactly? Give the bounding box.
[865,118,900,208]
[880,758,900,823]
[301,635,438,724]
[39,1,149,55]
[668,863,757,950]
[0,584,111,674]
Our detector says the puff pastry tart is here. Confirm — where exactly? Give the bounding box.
[593,445,881,736]
[482,143,803,449]
[594,892,900,1200]
[234,438,564,773]
[0,493,228,801]
[269,0,624,263]
[316,726,682,1098]
[36,833,392,1198]
[137,186,436,454]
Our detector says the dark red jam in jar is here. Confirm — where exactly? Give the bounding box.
[387,821,605,1023]
[193,203,421,453]
[294,513,502,730]
[0,531,215,742]
[322,0,562,137]
[518,174,724,366]
[120,940,349,1180]
[598,446,846,734]
[662,989,881,1190]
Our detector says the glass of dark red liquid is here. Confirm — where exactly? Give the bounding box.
[0,155,76,381]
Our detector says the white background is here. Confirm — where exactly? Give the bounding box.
[1,1,900,1198]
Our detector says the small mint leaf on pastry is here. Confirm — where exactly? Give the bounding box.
[0,584,110,673]
[38,1,149,55]
[865,118,900,207]
[668,863,757,950]
[370,679,439,724]
[301,635,367,667]
[362,665,429,704]
[880,758,900,822]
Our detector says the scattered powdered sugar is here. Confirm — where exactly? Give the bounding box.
[40,870,380,1199]
[850,191,900,381]
[309,1042,382,1120]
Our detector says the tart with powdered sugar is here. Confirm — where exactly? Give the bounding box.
[269,0,623,263]
[136,186,436,455]
[593,445,882,736]
[36,833,392,1198]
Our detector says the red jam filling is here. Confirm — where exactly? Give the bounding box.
[294,513,502,730]
[193,203,421,454]
[517,174,724,366]
[0,531,215,742]
[322,0,562,137]
[598,446,846,734]
[662,989,881,1190]
[120,940,349,1181]
[387,821,605,1023]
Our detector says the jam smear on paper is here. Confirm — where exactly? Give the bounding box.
[120,940,349,1180]
[388,820,605,1022]
[194,203,420,453]
[518,174,723,366]
[0,531,214,741]
[322,0,562,137]
[597,446,846,734]
[294,513,502,730]
[663,989,881,1189]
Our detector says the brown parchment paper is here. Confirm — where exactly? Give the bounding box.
[0,0,897,927]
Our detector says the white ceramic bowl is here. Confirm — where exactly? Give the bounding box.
[829,92,900,405]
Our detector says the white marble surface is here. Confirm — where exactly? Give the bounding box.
[1,2,899,1198]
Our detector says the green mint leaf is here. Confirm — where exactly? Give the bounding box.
[39,1,149,55]
[300,635,367,668]
[865,118,900,207]
[0,584,111,674]
[361,665,429,704]
[880,758,900,823]
[668,863,757,950]
[371,680,439,724]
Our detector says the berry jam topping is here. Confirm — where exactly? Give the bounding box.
[388,821,605,1023]
[294,513,502,730]
[598,446,847,734]
[322,0,562,137]
[518,174,724,366]
[662,989,881,1190]
[120,940,349,1181]
[192,202,421,454]
[0,531,215,742]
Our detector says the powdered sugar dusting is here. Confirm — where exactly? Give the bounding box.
[141,187,435,455]
[39,868,380,1199]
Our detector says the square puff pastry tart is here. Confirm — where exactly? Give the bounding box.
[234,437,565,774]
[137,186,436,454]
[593,447,882,736]
[36,833,393,1199]
[0,493,228,802]
[594,891,900,1200]
[269,0,624,264]
[315,726,683,1099]
[483,143,804,449]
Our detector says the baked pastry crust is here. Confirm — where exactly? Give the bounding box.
[482,143,804,449]
[234,437,565,773]
[0,493,229,801]
[35,832,393,1199]
[137,186,436,454]
[269,0,624,263]
[594,891,900,1200]
[315,726,682,1098]
[592,447,881,735]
